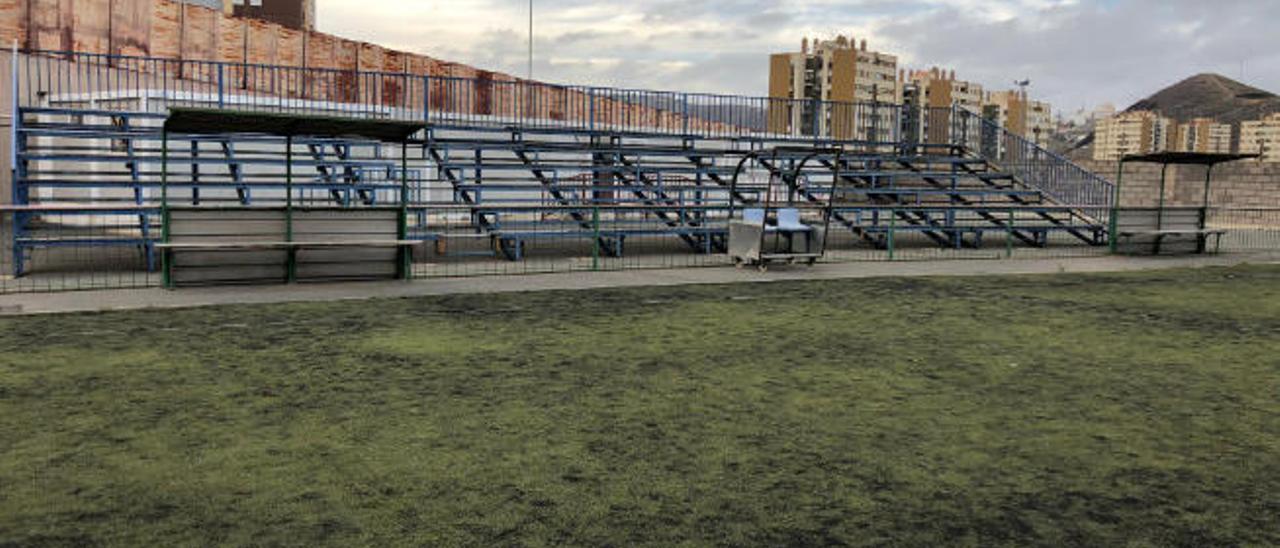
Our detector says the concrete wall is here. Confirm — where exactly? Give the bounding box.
[1079,159,1280,208]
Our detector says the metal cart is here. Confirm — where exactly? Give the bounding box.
[726,148,840,271]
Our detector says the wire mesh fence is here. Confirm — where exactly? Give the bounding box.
[1,208,161,293]
[407,205,732,279]
[1208,207,1280,252]
[4,50,1278,294]
[4,206,1278,294]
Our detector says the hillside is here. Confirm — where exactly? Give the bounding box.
[1126,73,1280,125]
[1060,74,1280,159]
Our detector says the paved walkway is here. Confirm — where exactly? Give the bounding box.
[1,253,1276,316]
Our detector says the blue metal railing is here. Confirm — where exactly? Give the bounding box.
[17,49,910,144]
[947,106,1115,222]
[13,49,1114,215]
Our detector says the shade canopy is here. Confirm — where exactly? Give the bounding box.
[1120,152,1260,167]
[163,108,424,142]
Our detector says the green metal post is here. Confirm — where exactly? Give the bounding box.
[161,129,171,288]
[887,208,896,261]
[591,203,600,271]
[1006,208,1014,258]
[1155,163,1169,255]
[1156,164,1169,230]
[399,141,411,280]
[1201,165,1215,211]
[286,135,295,283]
[1109,161,1124,254]
[1199,165,1215,254]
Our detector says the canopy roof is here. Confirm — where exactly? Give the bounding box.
[163,108,424,142]
[1120,152,1260,166]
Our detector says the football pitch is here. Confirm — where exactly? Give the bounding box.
[2,265,1278,546]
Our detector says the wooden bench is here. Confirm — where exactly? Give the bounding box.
[156,240,416,250]
[1113,208,1225,255]
[162,207,413,285]
[1116,229,1227,255]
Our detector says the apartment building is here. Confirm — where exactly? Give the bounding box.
[984,90,1054,145]
[901,68,984,146]
[1173,118,1233,154]
[1093,111,1173,161]
[902,68,985,111]
[767,36,901,141]
[1240,113,1280,162]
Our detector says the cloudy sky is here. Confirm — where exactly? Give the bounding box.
[317,0,1278,117]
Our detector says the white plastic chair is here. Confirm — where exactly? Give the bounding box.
[776,208,811,232]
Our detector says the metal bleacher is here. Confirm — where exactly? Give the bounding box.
[13,108,406,275]
[9,50,1116,277]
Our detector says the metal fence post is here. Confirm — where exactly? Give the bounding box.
[10,42,19,206]
[161,129,171,288]
[285,135,295,283]
[1109,162,1124,254]
[894,103,903,153]
[682,94,690,136]
[887,208,896,261]
[423,75,431,124]
[217,64,225,109]
[588,88,596,132]
[1006,208,1015,258]
[592,204,600,271]
[811,98,821,141]
[399,141,412,280]
[10,45,25,278]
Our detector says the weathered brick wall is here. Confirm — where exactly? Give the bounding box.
[0,0,24,46]
[1079,160,1280,208]
[0,0,716,133]
[0,0,730,208]
[0,0,721,137]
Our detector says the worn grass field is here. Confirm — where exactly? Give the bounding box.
[1,265,1279,547]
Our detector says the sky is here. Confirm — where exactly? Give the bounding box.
[316,0,1280,118]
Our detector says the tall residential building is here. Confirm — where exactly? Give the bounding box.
[1240,113,1280,162]
[902,68,985,111]
[984,90,1054,145]
[901,68,984,146]
[1093,111,1173,161]
[768,36,901,141]
[1089,103,1117,123]
[1173,118,1232,154]
[231,0,316,31]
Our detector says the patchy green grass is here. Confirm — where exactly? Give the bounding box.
[1,265,1279,547]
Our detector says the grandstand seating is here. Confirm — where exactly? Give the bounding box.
[8,53,1114,276]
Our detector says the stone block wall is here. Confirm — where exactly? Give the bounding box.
[1078,159,1280,209]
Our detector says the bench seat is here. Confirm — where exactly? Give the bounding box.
[157,240,416,250]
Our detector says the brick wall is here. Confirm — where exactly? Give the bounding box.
[0,0,714,134]
[1079,159,1280,208]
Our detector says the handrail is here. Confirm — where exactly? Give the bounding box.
[17,49,908,143]
[947,106,1115,221]
[16,48,1118,220]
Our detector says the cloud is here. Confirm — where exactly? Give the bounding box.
[316,0,1280,114]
